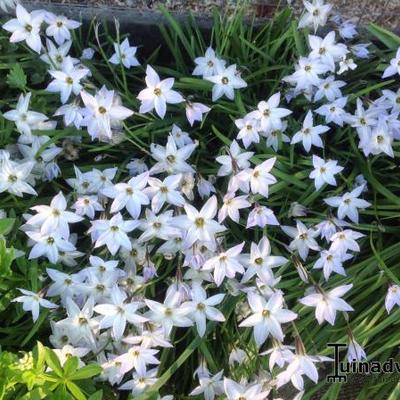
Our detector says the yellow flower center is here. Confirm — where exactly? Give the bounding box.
[166,155,176,163]
[165,308,173,317]
[255,257,263,265]
[195,217,205,228]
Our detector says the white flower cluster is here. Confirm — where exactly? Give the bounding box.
[193,47,248,101]
[2,0,400,398]
[283,21,400,159]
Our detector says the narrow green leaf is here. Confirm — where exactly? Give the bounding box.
[35,341,46,370]
[388,381,400,400]
[87,390,103,400]
[44,347,63,377]
[63,356,80,377]
[0,218,15,235]
[69,364,102,380]
[367,23,400,50]
[66,381,86,400]
[211,125,231,145]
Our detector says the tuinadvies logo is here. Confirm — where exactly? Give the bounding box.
[327,343,400,383]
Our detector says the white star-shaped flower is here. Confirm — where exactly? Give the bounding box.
[94,286,147,340]
[109,38,140,68]
[89,213,140,255]
[47,56,89,104]
[26,230,76,264]
[239,292,297,345]
[173,195,226,250]
[145,292,193,337]
[282,221,319,260]
[3,92,48,140]
[13,288,57,322]
[27,192,83,239]
[150,136,197,174]
[299,0,332,31]
[300,284,353,325]
[184,284,225,337]
[2,4,44,53]
[242,237,288,283]
[247,92,292,132]
[102,172,149,219]
[81,86,133,141]
[192,47,225,77]
[137,65,183,118]
[45,13,81,45]
[383,48,400,79]
[0,157,36,197]
[291,110,329,152]
[203,242,245,286]
[146,174,185,213]
[205,64,247,101]
[309,155,343,190]
[324,185,371,223]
